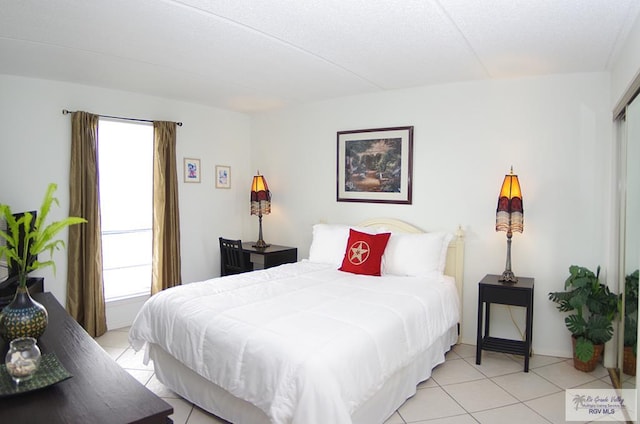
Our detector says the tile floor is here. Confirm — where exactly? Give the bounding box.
[95,327,635,424]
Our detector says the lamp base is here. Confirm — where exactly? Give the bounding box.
[499,230,518,283]
[499,270,518,284]
[252,239,270,249]
[253,214,270,249]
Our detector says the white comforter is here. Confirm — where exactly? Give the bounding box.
[129,261,460,424]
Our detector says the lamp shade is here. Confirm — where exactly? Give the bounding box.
[251,173,271,216]
[496,169,523,234]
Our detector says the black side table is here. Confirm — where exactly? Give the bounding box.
[241,243,297,271]
[476,274,535,372]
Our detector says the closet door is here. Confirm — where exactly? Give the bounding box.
[622,95,640,381]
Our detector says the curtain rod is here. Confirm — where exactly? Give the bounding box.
[62,109,183,126]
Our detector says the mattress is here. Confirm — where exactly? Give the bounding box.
[129,260,460,424]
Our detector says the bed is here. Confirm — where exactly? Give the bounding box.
[129,218,464,424]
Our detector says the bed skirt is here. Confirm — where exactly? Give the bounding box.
[148,325,458,424]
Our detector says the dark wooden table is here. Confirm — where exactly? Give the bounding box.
[242,243,297,271]
[476,274,535,372]
[0,292,173,423]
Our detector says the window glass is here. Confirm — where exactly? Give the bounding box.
[98,119,153,300]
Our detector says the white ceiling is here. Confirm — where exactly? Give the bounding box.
[1,0,639,113]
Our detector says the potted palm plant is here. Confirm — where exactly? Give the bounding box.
[0,183,86,341]
[623,269,638,376]
[548,265,620,372]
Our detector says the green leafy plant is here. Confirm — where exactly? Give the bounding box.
[624,270,639,356]
[0,183,86,288]
[548,265,620,362]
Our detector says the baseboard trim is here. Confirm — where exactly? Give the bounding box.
[105,294,149,330]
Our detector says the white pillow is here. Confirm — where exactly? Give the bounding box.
[308,224,378,266]
[382,231,453,277]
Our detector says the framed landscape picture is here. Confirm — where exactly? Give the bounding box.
[337,126,413,204]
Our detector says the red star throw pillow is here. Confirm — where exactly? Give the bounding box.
[339,229,391,276]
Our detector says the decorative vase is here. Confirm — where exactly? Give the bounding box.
[0,285,48,342]
[5,336,41,384]
[623,345,637,376]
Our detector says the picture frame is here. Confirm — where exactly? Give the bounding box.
[215,165,231,189]
[183,158,201,183]
[337,126,413,204]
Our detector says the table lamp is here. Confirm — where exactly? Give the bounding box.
[251,172,271,248]
[496,167,523,283]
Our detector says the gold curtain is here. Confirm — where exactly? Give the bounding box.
[152,121,182,294]
[66,111,107,337]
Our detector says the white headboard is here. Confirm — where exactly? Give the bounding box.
[358,218,465,280]
[358,218,465,334]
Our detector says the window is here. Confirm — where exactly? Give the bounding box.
[98,119,153,301]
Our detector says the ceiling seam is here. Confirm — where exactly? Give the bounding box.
[433,0,492,79]
[0,35,286,97]
[604,1,640,71]
[165,0,385,91]
[0,36,332,111]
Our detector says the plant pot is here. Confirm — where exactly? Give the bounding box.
[571,336,604,372]
[0,285,48,342]
[623,345,636,376]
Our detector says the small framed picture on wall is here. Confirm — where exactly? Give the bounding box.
[215,165,231,189]
[184,158,201,183]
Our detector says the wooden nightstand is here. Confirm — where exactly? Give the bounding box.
[241,243,297,271]
[476,274,535,372]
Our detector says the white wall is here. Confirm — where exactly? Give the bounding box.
[0,75,251,307]
[250,72,612,357]
[1,30,637,355]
